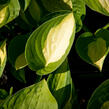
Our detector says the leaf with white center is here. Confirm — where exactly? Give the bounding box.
[0,40,7,77]
[87,79,109,109]
[1,79,58,109]
[99,0,109,13]
[76,29,109,71]
[85,0,109,16]
[0,0,20,28]
[25,12,75,75]
[47,59,79,109]
[8,34,29,70]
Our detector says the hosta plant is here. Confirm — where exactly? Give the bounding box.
[0,0,109,109]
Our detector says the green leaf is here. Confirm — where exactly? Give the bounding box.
[0,0,9,6]
[2,79,58,109]
[20,0,43,27]
[87,79,109,109]
[10,67,26,83]
[0,89,8,107]
[85,0,109,16]
[0,89,8,100]
[8,34,29,70]
[25,12,75,75]
[19,0,31,11]
[47,59,79,109]
[41,0,72,12]
[72,0,86,32]
[15,53,27,70]
[0,40,7,77]
[0,0,20,28]
[75,29,109,71]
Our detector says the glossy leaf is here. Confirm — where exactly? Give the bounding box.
[25,12,75,75]
[47,59,79,109]
[0,0,20,28]
[0,40,7,77]
[1,79,58,109]
[75,29,109,71]
[87,79,109,109]
[85,0,109,16]
[8,34,29,70]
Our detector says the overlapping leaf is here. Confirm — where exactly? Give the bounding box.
[85,0,109,16]
[20,0,44,28]
[0,89,8,107]
[8,34,29,70]
[0,0,20,28]
[72,0,86,32]
[25,12,75,75]
[19,0,31,11]
[76,29,109,71]
[47,59,79,109]
[87,79,109,109]
[41,0,72,12]
[1,79,58,109]
[0,40,7,77]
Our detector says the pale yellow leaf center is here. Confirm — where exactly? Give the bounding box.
[88,38,107,71]
[43,13,75,66]
[99,0,109,13]
[0,42,6,66]
[0,7,7,24]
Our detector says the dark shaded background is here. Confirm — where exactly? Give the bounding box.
[0,6,109,109]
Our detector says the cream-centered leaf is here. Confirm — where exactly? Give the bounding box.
[99,0,109,13]
[43,13,75,66]
[0,42,6,66]
[0,6,7,24]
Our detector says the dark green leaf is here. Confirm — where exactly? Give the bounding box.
[8,34,29,70]
[75,29,109,71]
[72,0,86,32]
[87,79,109,109]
